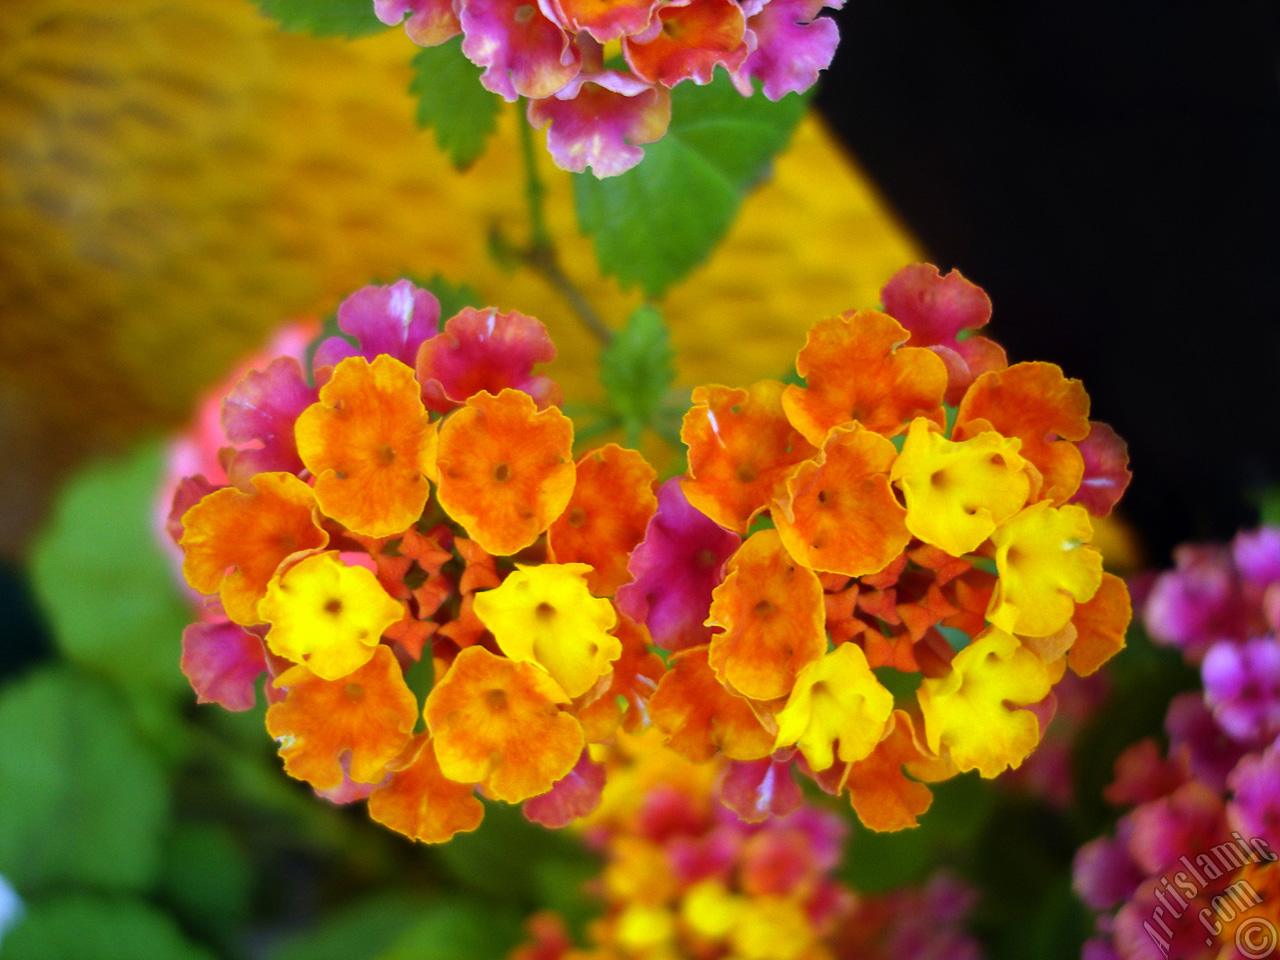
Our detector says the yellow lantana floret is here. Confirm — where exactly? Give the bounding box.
[772,641,894,772]
[682,880,744,940]
[987,500,1103,637]
[917,626,1052,778]
[473,563,621,698]
[260,552,402,680]
[890,417,1032,556]
[729,896,817,960]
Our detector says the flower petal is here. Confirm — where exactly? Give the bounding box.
[954,361,1089,504]
[615,477,742,651]
[774,422,909,576]
[416,306,561,413]
[435,389,576,556]
[181,472,329,625]
[649,644,774,763]
[782,309,947,446]
[474,562,621,698]
[180,620,266,711]
[547,443,657,596]
[260,552,404,680]
[681,379,816,534]
[772,641,893,771]
[917,626,1053,778]
[988,501,1103,638]
[890,416,1032,556]
[706,529,827,701]
[367,734,485,843]
[266,646,418,790]
[425,646,585,802]
[296,355,438,537]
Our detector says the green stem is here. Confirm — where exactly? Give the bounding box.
[518,101,553,254]
[516,100,614,345]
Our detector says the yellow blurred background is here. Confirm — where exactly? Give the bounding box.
[0,0,920,556]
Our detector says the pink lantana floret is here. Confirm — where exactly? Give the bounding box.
[528,71,672,178]
[461,0,581,101]
[732,0,839,101]
[717,756,803,823]
[615,477,741,651]
[880,263,1006,405]
[375,0,462,44]
[314,280,442,371]
[523,749,607,827]
[1233,526,1280,588]
[221,355,317,487]
[181,620,268,712]
[416,306,562,412]
[1068,421,1132,518]
[1201,637,1280,743]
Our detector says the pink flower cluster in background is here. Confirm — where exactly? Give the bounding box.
[1073,528,1280,960]
[375,0,841,176]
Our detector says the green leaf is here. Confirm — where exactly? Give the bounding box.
[157,823,252,949]
[2,894,215,960]
[409,40,501,169]
[598,305,676,445]
[574,75,809,298]
[254,0,388,38]
[273,894,433,960]
[30,442,192,697]
[0,667,170,894]
[376,899,524,960]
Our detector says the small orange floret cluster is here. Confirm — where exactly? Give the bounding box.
[173,285,661,843]
[646,266,1133,831]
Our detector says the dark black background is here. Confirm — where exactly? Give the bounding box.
[816,0,1280,563]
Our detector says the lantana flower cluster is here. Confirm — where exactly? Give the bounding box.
[375,0,840,177]
[170,279,665,842]
[1073,528,1280,960]
[509,731,983,960]
[622,263,1134,833]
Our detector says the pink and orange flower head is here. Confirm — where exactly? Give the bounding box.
[647,261,1131,831]
[377,0,843,177]
[171,280,668,844]
[170,264,1131,848]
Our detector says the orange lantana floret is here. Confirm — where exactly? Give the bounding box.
[706,529,827,701]
[181,472,329,625]
[367,734,485,844]
[547,444,657,596]
[296,354,438,537]
[954,361,1090,505]
[773,422,910,577]
[681,380,816,534]
[843,710,936,832]
[265,645,418,790]
[1066,571,1131,676]
[434,389,576,556]
[649,645,775,764]
[781,309,948,446]
[424,646,584,803]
